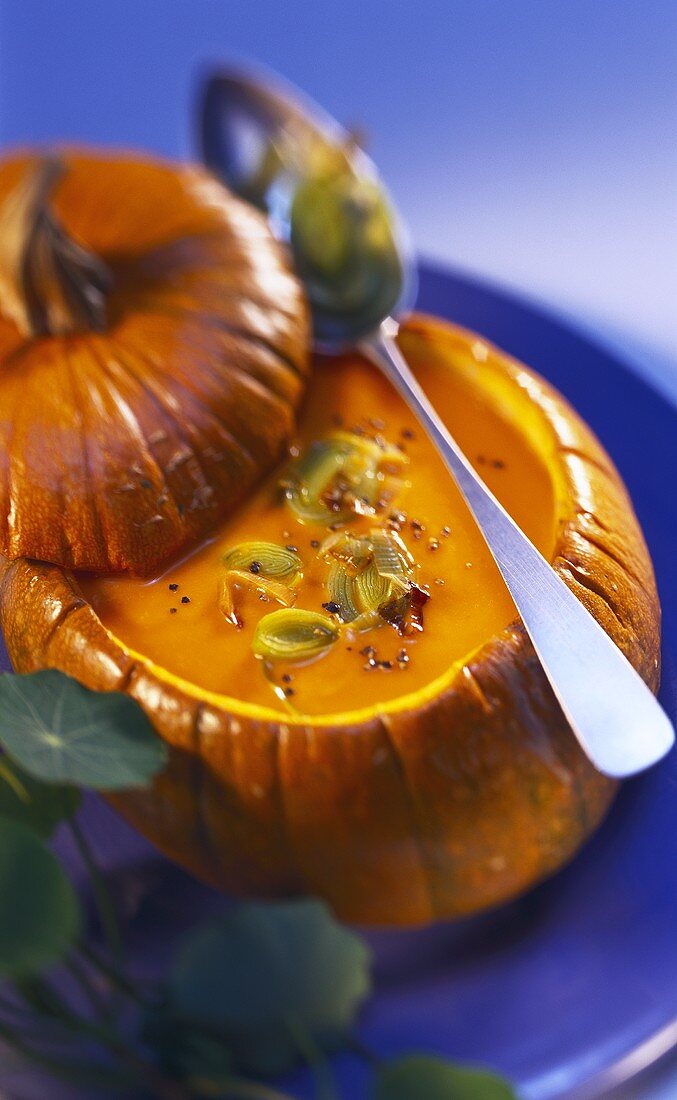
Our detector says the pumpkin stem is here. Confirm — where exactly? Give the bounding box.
[0,157,112,338]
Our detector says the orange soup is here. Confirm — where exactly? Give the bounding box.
[80,342,556,715]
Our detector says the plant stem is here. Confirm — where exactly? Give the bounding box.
[347,1034,381,1067]
[106,1041,195,1100]
[0,757,28,799]
[64,953,109,1021]
[0,993,46,1034]
[77,941,154,1008]
[190,1076,296,1100]
[6,982,192,1100]
[12,975,78,1024]
[13,974,122,1049]
[69,817,125,976]
[0,1016,135,1090]
[284,1016,338,1100]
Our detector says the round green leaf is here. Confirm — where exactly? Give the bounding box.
[0,671,167,790]
[168,898,371,1075]
[0,759,80,837]
[374,1056,516,1100]
[0,819,81,976]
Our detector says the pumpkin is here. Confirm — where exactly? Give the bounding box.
[0,151,310,574]
[0,314,660,926]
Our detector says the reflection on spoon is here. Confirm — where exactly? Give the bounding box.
[200,69,413,347]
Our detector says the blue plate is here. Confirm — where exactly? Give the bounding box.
[1,264,675,1099]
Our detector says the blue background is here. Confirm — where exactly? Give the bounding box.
[1,0,676,393]
[1,3,676,1097]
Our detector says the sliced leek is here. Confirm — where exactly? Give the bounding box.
[221,541,302,581]
[219,541,303,626]
[327,561,361,622]
[252,608,339,662]
[318,531,373,571]
[283,430,408,525]
[355,559,392,611]
[370,529,411,592]
[325,529,414,624]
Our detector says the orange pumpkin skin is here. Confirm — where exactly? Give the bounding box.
[0,151,310,575]
[0,316,661,926]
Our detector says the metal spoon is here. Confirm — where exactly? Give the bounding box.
[200,68,674,778]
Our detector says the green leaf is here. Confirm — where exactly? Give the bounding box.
[0,670,167,790]
[0,758,80,837]
[0,819,81,976]
[168,898,371,1075]
[374,1056,516,1100]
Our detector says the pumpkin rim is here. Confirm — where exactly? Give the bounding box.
[7,311,659,726]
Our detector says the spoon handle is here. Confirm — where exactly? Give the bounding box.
[362,321,674,778]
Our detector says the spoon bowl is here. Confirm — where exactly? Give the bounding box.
[200,68,416,349]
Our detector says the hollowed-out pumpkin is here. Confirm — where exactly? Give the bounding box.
[0,283,660,922]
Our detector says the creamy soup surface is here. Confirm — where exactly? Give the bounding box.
[80,348,556,716]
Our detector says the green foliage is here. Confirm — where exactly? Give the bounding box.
[374,1056,517,1100]
[0,820,80,976]
[0,759,80,837]
[167,898,372,1075]
[0,670,166,790]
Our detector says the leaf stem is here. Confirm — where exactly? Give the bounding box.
[347,1033,382,1067]
[0,991,44,1031]
[63,953,109,1021]
[69,816,125,977]
[0,1016,135,1090]
[284,1015,338,1100]
[106,1041,195,1100]
[6,981,192,1100]
[190,1076,297,1100]
[12,974,122,1049]
[76,941,154,1008]
[0,756,28,799]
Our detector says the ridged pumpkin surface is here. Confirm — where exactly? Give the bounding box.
[0,316,661,925]
[0,151,309,574]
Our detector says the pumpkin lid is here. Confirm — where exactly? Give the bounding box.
[0,150,310,575]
